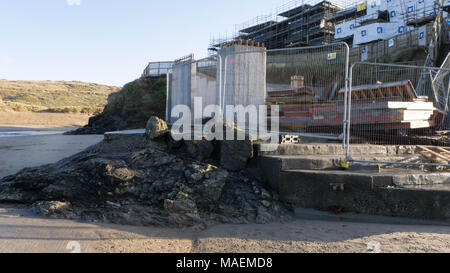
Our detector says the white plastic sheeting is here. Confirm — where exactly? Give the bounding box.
[387,0,405,23]
[367,0,383,15]
[404,0,438,18]
[353,22,408,46]
[444,0,450,8]
[334,0,443,42]
[335,20,357,39]
[418,25,427,46]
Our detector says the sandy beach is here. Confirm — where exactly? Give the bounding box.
[0,204,449,253]
[0,112,91,128]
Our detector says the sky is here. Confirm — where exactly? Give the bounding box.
[0,0,306,87]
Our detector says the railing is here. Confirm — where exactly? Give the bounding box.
[142,61,174,78]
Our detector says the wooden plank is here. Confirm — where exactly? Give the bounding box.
[402,110,434,121]
[430,146,450,155]
[419,151,448,164]
[377,87,384,98]
[418,146,450,162]
[267,88,316,98]
[323,76,343,100]
[339,80,418,100]
[266,96,317,105]
[405,120,436,129]
[387,101,434,110]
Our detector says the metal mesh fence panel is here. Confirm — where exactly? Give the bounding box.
[346,62,450,167]
[436,53,450,129]
[167,43,350,142]
[217,42,350,140]
[265,43,349,140]
[142,61,174,77]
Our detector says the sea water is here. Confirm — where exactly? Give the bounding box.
[0,131,63,137]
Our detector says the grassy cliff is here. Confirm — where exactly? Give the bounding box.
[69,77,167,134]
[0,80,120,115]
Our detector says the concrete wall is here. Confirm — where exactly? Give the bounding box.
[195,71,217,117]
[217,45,267,118]
[167,59,196,124]
[167,46,267,124]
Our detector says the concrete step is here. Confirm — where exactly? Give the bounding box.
[261,168,450,222]
[294,207,450,226]
[258,155,422,171]
[256,143,418,157]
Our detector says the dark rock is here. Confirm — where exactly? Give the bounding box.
[261,200,272,208]
[212,119,254,171]
[129,148,176,168]
[164,196,203,227]
[256,206,276,224]
[167,135,183,150]
[185,140,215,161]
[194,169,228,208]
[219,140,253,171]
[33,201,75,218]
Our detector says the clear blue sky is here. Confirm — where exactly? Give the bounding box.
[0,0,296,86]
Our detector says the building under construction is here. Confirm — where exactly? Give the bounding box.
[213,1,344,50]
[211,0,446,50]
[239,1,343,48]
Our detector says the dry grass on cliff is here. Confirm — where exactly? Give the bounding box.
[0,80,120,115]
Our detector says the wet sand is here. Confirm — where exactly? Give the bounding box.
[0,133,103,179]
[0,125,79,133]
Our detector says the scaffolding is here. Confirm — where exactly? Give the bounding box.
[211,0,358,50]
[211,0,448,51]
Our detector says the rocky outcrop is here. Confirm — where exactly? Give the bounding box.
[219,140,253,171]
[67,77,167,135]
[146,116,168,140]
[185,140,215,161]
[218,119,254,171]
[0,130,292,228]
